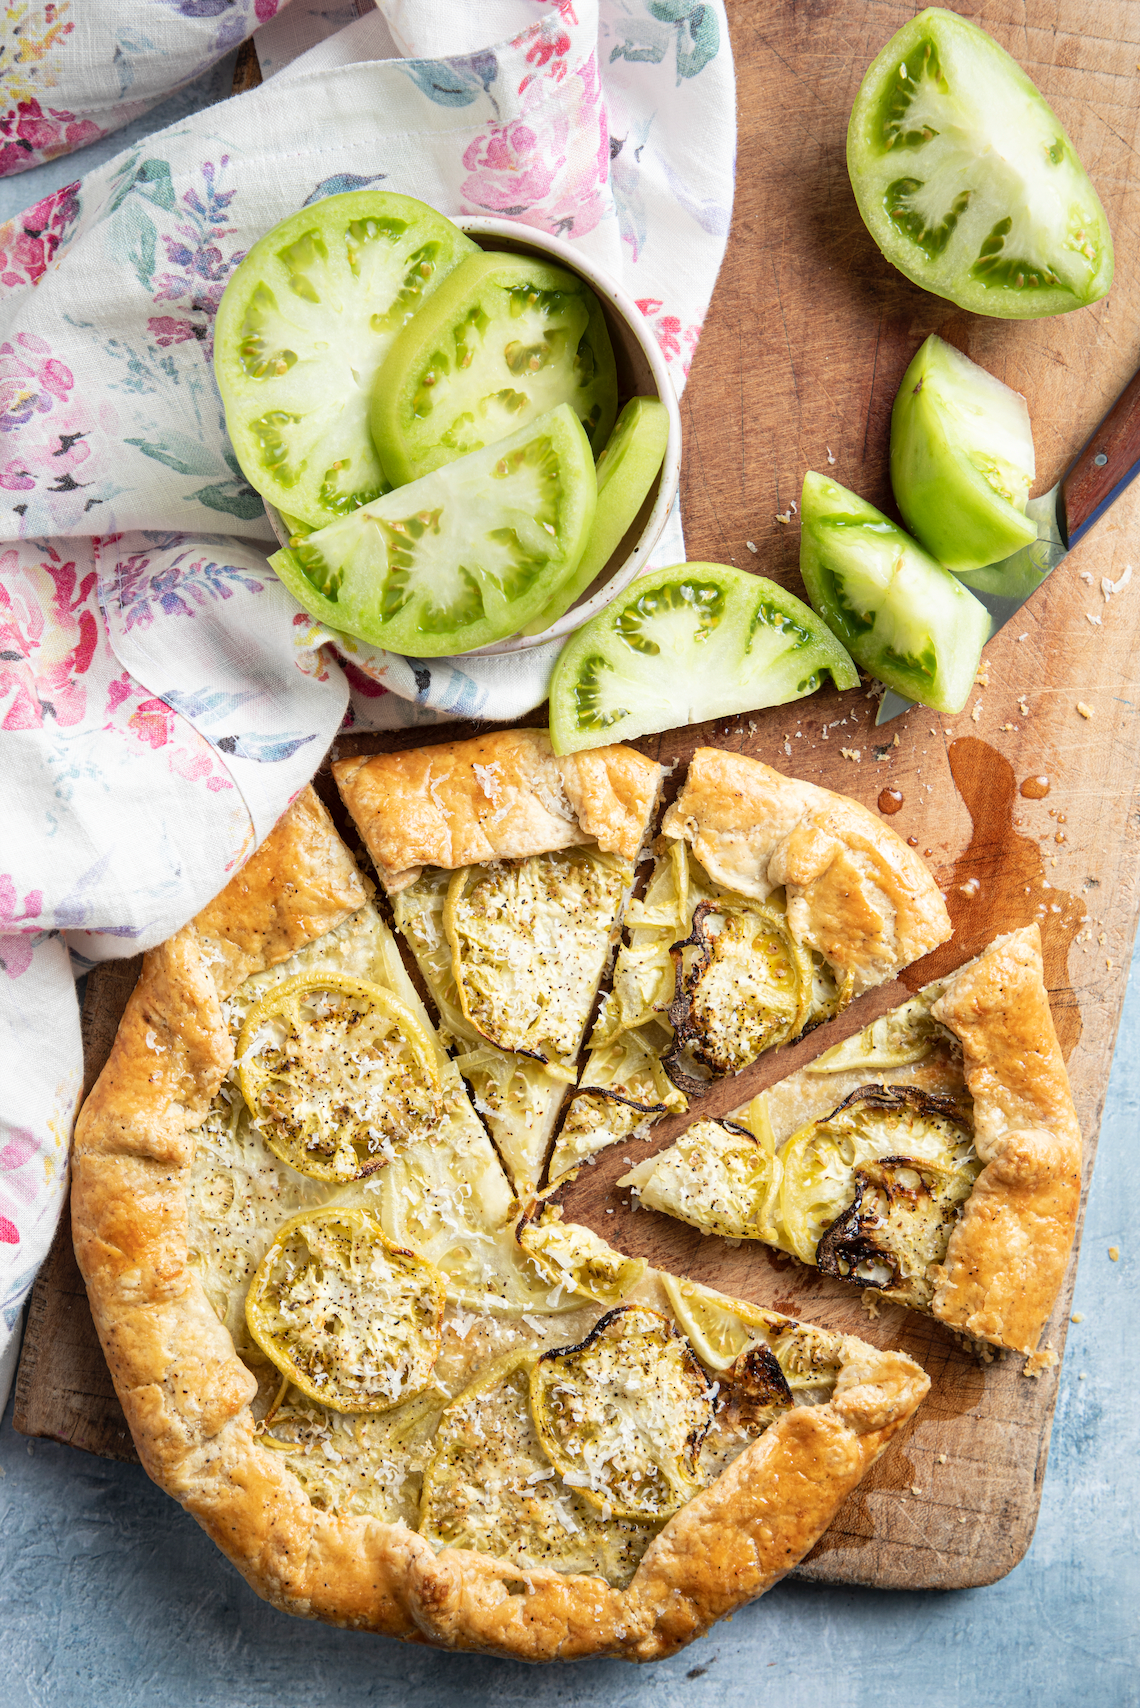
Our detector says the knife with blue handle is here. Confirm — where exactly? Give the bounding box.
[876,361,1140,724]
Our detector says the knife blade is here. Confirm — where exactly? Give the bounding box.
[875,360,1140,725]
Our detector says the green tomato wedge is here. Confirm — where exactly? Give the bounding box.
[370,250,618,485]
[268,404,596,658]
[214,192,476,529]
[847,8,1113,318]
[548,562,858,756]
[522,396,670,635]
[891,334,1036,576]
[799,472,989,715]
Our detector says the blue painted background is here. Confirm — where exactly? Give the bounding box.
[3,56,1137,1707]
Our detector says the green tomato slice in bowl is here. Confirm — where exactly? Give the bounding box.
[548,562,858,756]
[214,192,476,530]
[891,334,1036,576]
[268,403,596,658]
[523,396,670,636]
[370,250,618,485]
[847,7,1113,318]
[799,471,989,715]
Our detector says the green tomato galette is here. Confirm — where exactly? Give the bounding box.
[72,785,929,1662]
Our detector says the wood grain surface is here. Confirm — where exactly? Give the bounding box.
[14,0,1140,1594]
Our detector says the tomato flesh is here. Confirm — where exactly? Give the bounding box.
[799,471,989,715]
[847,8,1113,318]
[523,395,669,635]
[269,404,596,657]
[548,562,858,755]
[891,335,1036,576]
[371,250,618,486]
[214,192,476,529]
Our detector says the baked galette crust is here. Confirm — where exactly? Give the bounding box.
[333,730,662,892]
[661,748,952,995]
[70,786,929,1661]
[930,926,1082,1356]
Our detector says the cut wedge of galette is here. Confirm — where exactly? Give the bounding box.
[71,785,930,1663]
[621,926,1081,1362]
[549,746,953,1184]
[332,730,663,1196]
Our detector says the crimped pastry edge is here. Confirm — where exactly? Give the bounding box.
[70,785,929,1661]
[332,729,664,893]
[661,747,953,996]
[928,924,1082,1358]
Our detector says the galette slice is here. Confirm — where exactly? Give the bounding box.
[333,729,663,1196]
[549,746,953,1183]
[621,925,1081,1363]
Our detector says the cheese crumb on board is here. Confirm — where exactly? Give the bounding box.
[1109,1246,1120,1261]
[1077,702,1094,719]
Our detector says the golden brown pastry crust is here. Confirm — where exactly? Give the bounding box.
[71,784,928,1661]
[929,925,1082,1356]
[333,730,662,892]
[661,748,951,995]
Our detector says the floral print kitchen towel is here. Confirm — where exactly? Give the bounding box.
[0,0,735,1402]
[0,1,293,179]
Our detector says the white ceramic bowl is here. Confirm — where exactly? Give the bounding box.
[264,217,681,657]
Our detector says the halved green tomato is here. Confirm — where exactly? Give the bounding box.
[891,335,1036,575]
[245,1207,446,1414]
[268,404,597,656]
[548,561,858,755]
[799,471,989,714]
[523,396,670,634]
[214,192,476,529]
[235,972,443,1182]
[371,250,618,484]
[847,8,1113,318]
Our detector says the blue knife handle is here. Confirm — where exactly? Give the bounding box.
[1059,362,1140,549]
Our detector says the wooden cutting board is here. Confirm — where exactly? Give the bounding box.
[14,0,1140,1592]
